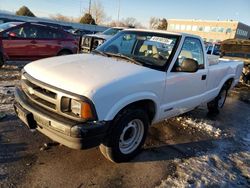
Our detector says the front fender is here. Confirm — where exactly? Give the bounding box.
[104,92,160,121]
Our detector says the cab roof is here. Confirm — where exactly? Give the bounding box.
[123,28,202,39]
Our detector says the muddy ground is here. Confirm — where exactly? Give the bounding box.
[0,61,249,188]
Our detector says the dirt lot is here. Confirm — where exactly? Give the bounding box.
[0,61,250,188]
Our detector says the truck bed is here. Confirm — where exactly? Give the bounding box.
[205,58,244,103]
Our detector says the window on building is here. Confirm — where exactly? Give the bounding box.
[169,24,175,30]
[198,26,204,32]
[211,27,217,32]
[192,25,197,31]
[186,25,191,31]
[180,25,186,30]
[204,26,210,32]
[175,24,180,30]
[217,27,224,32]
[225,28,232,34]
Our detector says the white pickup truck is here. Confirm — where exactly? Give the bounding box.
[14,29,243,162]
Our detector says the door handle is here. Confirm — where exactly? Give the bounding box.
[201,75,207,80]
[30,40,37,44]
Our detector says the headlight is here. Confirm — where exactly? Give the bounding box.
[61,97,94,120]
[71,99,81,115]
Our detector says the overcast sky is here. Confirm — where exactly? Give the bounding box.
[0,0,249,26]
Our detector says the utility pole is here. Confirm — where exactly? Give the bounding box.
[80,1,82,15]
[89,0,92,14]
[118,0,120,23]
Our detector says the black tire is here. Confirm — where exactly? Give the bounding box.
[57,50,72,56]
[0,54,4,68]
[207,86,228,113]
[99,108,149,163]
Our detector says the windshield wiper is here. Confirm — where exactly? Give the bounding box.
[92,49,109,57]
[105,52,143,66]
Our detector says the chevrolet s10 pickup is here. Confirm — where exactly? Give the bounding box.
[14,29,243,162]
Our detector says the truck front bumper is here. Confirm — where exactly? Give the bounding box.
[14,87,111,150]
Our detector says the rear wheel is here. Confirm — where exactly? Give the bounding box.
[207,86,228,113]
[99,108,149,163]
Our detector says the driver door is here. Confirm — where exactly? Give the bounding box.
[161,37,208,119]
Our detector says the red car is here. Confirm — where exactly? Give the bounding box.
[0,22,78,60]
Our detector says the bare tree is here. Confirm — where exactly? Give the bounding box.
[108,21,119,27]
[91,0,107,24]
[149,17,159,29]
[50,14,72,22]
[114,17,142,28]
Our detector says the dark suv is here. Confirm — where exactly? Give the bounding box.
[0,22,78,60]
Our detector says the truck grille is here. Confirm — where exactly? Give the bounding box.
[21,77,57,111]
[20,72,92,122]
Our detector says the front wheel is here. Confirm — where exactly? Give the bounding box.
[0,54,4,68]
[99,109,149,163]
[207,86,228,113]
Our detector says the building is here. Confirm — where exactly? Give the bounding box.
[167,19,250,42]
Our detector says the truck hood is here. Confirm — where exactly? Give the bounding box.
[24,54,156,97]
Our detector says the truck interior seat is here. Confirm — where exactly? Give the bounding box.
[179,50,193,59]
[139,45,159,58]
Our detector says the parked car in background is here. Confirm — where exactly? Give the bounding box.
[67,28,95,50]
[0,22,78,60]
[69,28,95,37]
[80,27,125,53]
[205,42,221,56]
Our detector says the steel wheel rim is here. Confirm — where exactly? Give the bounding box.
[218,90,227,108]
[119,119,144,154]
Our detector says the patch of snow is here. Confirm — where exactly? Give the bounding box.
[173,116,222,138]
[0,104,14,113]
[157,152,249,188]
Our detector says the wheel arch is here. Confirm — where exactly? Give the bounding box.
[218,75,235,92]
[104,93,159,124]
[57,48,73,55]
[223,77,234,90]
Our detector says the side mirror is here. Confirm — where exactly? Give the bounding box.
[8,32,17,38]
[180,58,199,73]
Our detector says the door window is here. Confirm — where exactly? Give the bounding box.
[173,37,204,71]
[37,27,64,39]
[8,25,39,39]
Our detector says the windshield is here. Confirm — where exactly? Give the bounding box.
[102,28,123,35]
[0,22,20,32]
[97,31,179,70]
